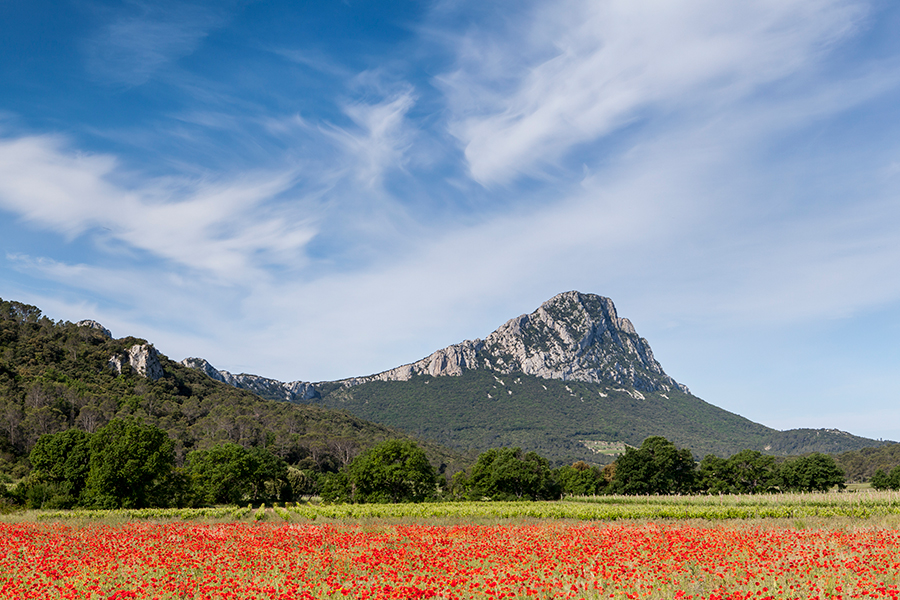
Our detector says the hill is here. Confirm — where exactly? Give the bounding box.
[834,443,900,483]
[311,372,881,465]
[184,291,887,464]
[0,298,465,480]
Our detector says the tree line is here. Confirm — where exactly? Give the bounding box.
[319,435,846,503]
[0,297,856,508]
[5,418,304,509]
[2,428,848,509]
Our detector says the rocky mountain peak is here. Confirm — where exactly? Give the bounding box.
[346,291,688,393]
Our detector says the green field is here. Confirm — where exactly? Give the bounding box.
[9,490,900,523]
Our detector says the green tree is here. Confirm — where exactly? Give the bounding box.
[286,466,317,500]
[697,450,778,494]
[246,446,289,500]
[339,439,438,503]
[468,447,560,501]
[727,449,778,494]
[778,452,845,492]
[186,443,288,505]
[186,443,256,505]
[697,454,730,494]
[319,470,351,503]
[609,436,696,495]
[24,428,92,508]
[554,461,605,496]
[81,418,175,508]
[870,468,893,490]
[870,466,900,490]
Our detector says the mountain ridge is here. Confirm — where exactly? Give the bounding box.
[180,357,318,403]
[179,291,889,461]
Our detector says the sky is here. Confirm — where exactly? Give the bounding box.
[2,0,900,441]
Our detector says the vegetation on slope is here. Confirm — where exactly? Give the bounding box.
[835,443,900,483]
[309,371,883,465]
[0,298,465,482]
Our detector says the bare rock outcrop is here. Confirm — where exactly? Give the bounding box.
[180,357,228,383]
[180,357,319,402]
[109,344,165,381]
[76,320,112,339]
[344,291,688,393]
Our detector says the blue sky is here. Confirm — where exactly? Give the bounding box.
[2,0,900,441]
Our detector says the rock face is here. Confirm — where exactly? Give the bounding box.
[180,357,227,383]
[109,344,165,381]
[182,291,687,399]
[76,320,112,339]
[180,358,319,403]
[345,291,688,393]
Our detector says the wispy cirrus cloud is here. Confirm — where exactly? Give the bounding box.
[83,1,231,86]
[438,0,868,185]
[324,88,418,189]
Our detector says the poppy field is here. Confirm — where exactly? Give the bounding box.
[2,518,900,600]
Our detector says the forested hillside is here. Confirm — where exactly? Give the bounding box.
[0,298,465,480]
[835,443,900,482]
[310,371,883,465]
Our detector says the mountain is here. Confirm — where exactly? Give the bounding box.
[340,291,688,394]
[184,291,887,464]
[0,298,466,480]
[180,357,318,403]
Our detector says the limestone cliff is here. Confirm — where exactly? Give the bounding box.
[109,344,165,381]
[180,357,319,403]
[344,291,688,393]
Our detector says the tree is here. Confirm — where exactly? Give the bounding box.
[338,439,438,503]
[186,443,258,505]
[24,428,92,508]
[779,452,845,492]
[468,447,560,501]
[246,446,289,501]
[609,436,696,495]
[286,466,318,500]
[186,443,288,506]
[81,418,175,508]
[698,450,778,494]
[871,466,900,490]
[555,461,606,496]
[727,450,778,494]
[697,454,730,494]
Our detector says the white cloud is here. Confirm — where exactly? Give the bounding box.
[0,134,315,281]
[439,0,867,185]
[323,89,418,189]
